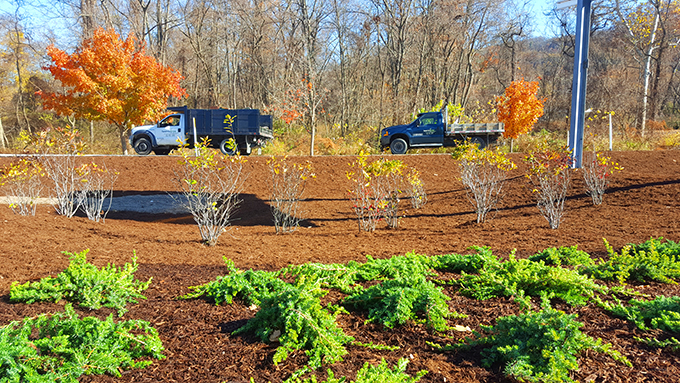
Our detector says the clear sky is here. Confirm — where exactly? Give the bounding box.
[1,0,565,42]
[530,0,558,37]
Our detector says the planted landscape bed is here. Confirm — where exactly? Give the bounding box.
[1,151,680,382]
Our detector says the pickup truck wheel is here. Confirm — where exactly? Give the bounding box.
[154,148,171,155]
[220,138,238,156]
[390,138,408,154]
[133,138,152,155]
[470,136,487,149]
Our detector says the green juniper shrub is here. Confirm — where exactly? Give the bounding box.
[435,298,630,383]
[234,277,354,379]
[180,257,287,306]
[639,336,680,351]
[630,237,680,257]
[9,249,151,316]
[282,262,360,292]
[353,252,435,282]
[603,295,680,350]
[352,358,427,383]
[292,358,427,383]
[604,295,680,331]
[350,341,400,351]
[342,275,463,332]
[430,246,500,273]
[455,251,606,308]
[280,252,438,293]
[0,303,164,382]
[580,238,680,284]
[528,245,594,267]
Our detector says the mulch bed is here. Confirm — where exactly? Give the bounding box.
[1,150,680,382]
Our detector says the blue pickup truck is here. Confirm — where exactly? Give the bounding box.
[380,109,504,154]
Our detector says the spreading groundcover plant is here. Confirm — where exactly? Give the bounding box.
[10,249,151,316]
[602,295,680,351]
[291,358,427,383]
[180,240,680,381]
[14,238,680,382]
[580,238,680,284]
[429,297,630,383]
[0,304,164,382]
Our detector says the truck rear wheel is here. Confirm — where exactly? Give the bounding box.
[220,138,238,156]
[389,138,408,155]
[133,138,152,155]
[470,136,487,149]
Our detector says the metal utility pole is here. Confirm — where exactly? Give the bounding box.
[558,0,592,168]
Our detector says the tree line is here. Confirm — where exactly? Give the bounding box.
[1,0,679,153]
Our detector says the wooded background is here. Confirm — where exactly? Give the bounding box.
[1,0,679,152]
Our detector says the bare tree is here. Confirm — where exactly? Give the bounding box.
[615,0,680,136]
[496,0,531,86]
[290,0,331,155]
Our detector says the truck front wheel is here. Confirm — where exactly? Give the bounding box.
[390,138,408,154]
[133,138,152,155]
[154,148,171,155]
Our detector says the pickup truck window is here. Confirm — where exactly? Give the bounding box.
[160,115,180,127]
[419,116,436,125]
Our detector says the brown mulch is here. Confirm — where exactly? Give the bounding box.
[1,150,680,382]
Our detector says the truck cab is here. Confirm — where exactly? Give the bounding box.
[380,112,446,154]
[129,114,185,155]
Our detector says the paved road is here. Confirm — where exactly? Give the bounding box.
[0,193,190,214]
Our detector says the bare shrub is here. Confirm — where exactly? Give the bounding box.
[19,127,86,217]
[76,162,118,222]
[45,154,82,217]
[347,152,406,231]
[405,168,427,209]
[376,161,404,229]
[268,156,315,233]
[582,152,622,205]
[455,143,515,223]
[525,144,572,229]
[0,158,44,216]
[175,139,245,246]
[347,155,383,232]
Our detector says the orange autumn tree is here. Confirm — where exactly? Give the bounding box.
[38,28,186,154]
[496,79,545,147]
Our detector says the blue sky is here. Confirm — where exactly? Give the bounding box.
[1,0,563,41]
[530,0,559,37]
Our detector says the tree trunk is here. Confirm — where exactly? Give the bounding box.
[118,125,129,155]
[640,10,659,137]
[0,114,6,149]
